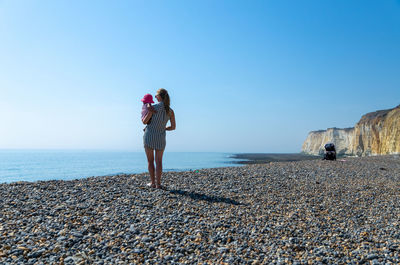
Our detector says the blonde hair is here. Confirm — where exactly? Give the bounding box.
[157,88,171,115]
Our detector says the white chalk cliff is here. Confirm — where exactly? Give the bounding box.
[302,105,400,156]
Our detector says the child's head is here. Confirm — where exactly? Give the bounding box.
[141,94,154,104]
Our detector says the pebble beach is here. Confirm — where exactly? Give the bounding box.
[1,155,399,264]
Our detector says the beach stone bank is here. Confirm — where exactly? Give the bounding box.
[1,155,399,264]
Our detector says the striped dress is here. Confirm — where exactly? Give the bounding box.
[143,102,170,150]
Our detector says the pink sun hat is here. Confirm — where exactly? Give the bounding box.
[141,94,154,104]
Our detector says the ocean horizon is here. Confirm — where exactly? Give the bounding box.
[0,150,244,183]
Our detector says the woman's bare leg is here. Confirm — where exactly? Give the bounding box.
[155,149,164,188]
[145,147,155,187]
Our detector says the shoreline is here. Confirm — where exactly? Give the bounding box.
[231,152,321,164]
[1,155,399,263]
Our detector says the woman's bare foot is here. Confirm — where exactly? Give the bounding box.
[147,183,156,188]
[155,184,165,190]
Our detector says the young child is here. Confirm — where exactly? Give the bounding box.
[141,94,156,128]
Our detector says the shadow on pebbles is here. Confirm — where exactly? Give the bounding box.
[1,155,400,264]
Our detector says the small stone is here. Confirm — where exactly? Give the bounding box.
[371,259,380,265]
[132,248,143,254]
[219,247,229,252]
[389,245,399,251]
[57,236,67,241]
[17,246,29,251]
[367,254,379,260]
[71,232,83,238]
[64,256,74,263]
[27,249,45,258]
[164,255,173,261]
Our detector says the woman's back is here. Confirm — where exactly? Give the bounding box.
[146,102,170,132]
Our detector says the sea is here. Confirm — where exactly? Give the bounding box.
[0,150,244,183]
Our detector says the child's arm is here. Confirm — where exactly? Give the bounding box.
[166,109,176,131]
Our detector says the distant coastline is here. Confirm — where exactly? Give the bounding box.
[231,153,321,164]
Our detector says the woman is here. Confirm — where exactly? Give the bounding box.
[142,88,176,189]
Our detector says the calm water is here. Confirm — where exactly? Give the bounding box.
[0,150,242,183]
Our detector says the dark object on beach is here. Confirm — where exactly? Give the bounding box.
[323,143,336,160]
[324,143,335,151]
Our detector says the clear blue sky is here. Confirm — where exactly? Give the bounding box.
[1,0,399,152]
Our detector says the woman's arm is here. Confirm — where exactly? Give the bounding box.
[142,110,153,124]
[166,109,176,131]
